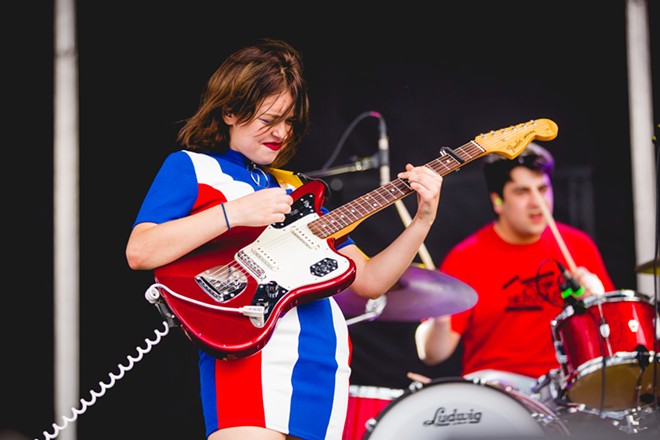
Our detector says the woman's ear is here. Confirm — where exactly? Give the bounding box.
[222,110,235,125]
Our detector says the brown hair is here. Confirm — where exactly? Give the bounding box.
[177,38,310,168]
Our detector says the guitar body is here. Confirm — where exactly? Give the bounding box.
[154,180,357,359]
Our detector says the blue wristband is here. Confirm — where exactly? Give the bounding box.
[220,203,231,230]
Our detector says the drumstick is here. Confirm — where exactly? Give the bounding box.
[406,371,432,384]
[529,186,577,272]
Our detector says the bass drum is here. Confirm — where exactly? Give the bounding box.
[364,377,570,439]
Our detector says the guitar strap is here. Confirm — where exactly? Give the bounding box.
[266,167,354,249]
[266,167,305,190]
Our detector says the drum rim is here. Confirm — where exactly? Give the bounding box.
[566,351,658,379]
[551,289,655,326]
[561,351,659,415]
[348,384,405,400]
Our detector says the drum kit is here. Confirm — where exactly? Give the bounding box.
[335,263,660,439]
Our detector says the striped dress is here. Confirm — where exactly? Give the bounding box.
[133,149,353,439]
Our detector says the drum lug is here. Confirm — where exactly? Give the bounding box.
[406,380,424,393]
[554,340,567,365]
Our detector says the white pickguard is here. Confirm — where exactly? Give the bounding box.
[236,212,352,291]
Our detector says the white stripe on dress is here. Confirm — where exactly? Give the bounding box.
[184,150,255,200]
[325,297,351,439]
[261,307,301,433]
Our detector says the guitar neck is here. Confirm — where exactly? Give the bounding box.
[308,141,486,240]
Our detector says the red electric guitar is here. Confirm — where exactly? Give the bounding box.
[152,118,558,359]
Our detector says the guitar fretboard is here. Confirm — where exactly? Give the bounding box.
[308,141,486,239]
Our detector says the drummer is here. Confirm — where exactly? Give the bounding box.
[415,142,615,395]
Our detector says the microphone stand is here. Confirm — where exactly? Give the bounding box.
[378,116,437,271]
[305,155,379,178]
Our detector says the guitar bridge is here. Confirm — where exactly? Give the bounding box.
[195,264,248,302]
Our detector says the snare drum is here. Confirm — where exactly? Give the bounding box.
[551,289,659,411]
[364,378,570,439]
[343,385,404,440]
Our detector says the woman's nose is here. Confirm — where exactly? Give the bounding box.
[270,120,290,139]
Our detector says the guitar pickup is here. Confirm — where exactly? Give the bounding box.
[250,246,279,271]
[237,249,266,280]
[291,225,320,250]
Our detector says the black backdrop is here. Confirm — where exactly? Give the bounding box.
[2,1,659,439]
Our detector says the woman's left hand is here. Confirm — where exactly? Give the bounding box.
[397,163,443,226]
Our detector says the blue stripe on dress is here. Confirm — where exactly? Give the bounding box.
[289,298,338,439]
[198,350,219,437]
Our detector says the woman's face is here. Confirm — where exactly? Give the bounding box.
[223,92,294,166]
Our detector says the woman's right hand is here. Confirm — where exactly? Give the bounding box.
[225,187,293,228]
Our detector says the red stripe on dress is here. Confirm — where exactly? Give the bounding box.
[215,352,266,428]
[192,184,226,214]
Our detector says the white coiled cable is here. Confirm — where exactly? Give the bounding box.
[37,320,170,440]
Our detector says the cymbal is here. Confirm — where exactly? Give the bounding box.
[635,257,660,275]
[334,264,478,322]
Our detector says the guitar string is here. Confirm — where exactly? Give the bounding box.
[204,259,250,282]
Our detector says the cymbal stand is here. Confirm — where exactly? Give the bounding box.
[345,296,386,326]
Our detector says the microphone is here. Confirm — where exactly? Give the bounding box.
[374,112,390,185]
[557,261,584,300]
[556,262,589,316]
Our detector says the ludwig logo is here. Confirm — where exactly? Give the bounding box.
[423,407,482,426]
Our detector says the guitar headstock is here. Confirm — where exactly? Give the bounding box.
[474,118,558,159]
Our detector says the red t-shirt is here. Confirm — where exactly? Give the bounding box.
[441,222,615,379]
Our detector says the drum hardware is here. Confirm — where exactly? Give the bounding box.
[533,368,660,435]
[344,296,386,325]
[562,294,587,315]
[553,339,568,365]
[531,364,660,438]
[556,402,654,435]
[406,379,425,393]
[616,409,647,435]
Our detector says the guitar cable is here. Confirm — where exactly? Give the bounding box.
[35,319,171,440]
[35,283,274,438]
[149,283,267,324]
